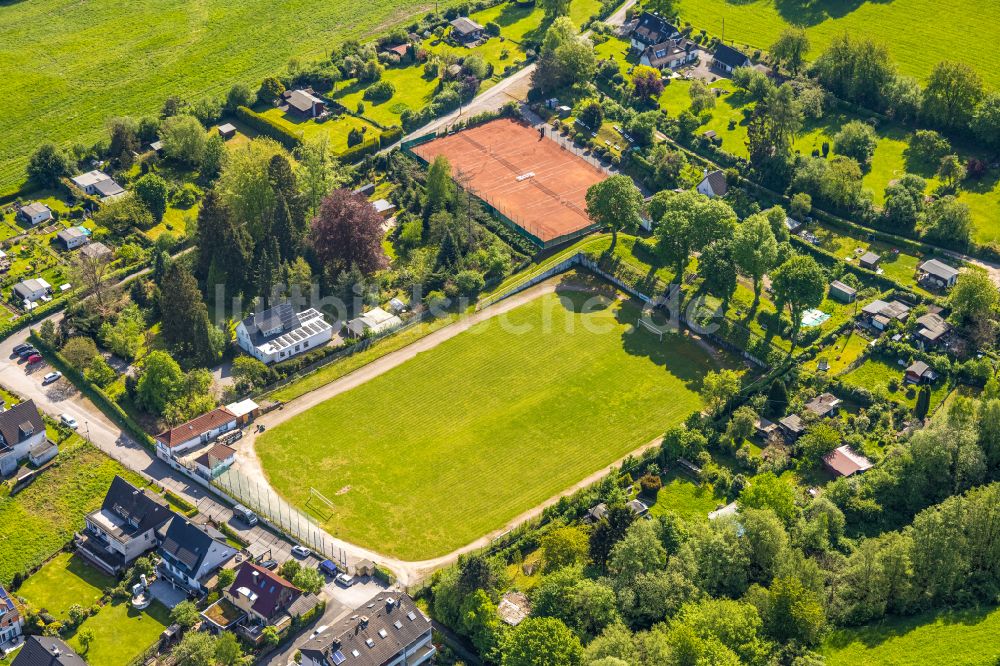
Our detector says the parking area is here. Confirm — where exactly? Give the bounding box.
[323,576,391,609]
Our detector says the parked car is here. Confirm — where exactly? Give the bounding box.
[335,573,354,587]
[233,504,258,526]
[26,354,43,365]
[319,559,339,577]
[60,414,79,430]
[42,371,62,385]
[258,559,278,570]
[11,343,31,356]
[291,545,311,558]
[18,347,38,359]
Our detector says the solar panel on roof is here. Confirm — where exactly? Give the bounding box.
[331,650,345,665]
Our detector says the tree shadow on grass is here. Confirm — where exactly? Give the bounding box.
[823,606,998,651]
[770,0,896,27]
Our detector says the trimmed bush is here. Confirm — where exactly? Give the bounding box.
[234,106,302,150]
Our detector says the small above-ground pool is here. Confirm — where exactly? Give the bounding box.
[801,308,831,327]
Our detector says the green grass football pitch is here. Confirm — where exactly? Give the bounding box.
[257,289,729,560]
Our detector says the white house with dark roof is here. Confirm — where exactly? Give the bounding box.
[56,226,90,250]
[629,12,680,52]
[236,303,333,364]
[71,170,125,201]
[697,169,728,198]
[11,636,85,666]
[639,39,698,70]
[18,202,52,227]
[712,44,751,73]
[75,475,172,574]
[0,401,47,477]
[299,592,434,666]
[157,517,237,595]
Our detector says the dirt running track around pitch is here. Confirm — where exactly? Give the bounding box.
[238,276,667,585]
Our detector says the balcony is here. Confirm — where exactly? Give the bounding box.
[74,532,126,575]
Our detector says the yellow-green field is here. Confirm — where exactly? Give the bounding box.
[258,289,729,559]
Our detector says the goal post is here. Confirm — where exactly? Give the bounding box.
[305,487,336,520]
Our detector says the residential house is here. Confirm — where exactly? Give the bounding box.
[823,445,873,477]
[629,12,679,52]
[0,401,47,477]
[778,414,806,440]
[918,259,959,289]
[71,171,125,201]
[861,299,911,331]
[18,202,52,227]
[11,636,86,666]
[829,280,857,303]
[284,90,327,118]
[154,407,238,460]
[712,44,751,73]
[191,443,237,480]
[202,560,317,643]
[158,517,237,595]
[12,278,51,306]
[217,123,237,140]
[299,593,434,666]
[56,226,90,250]
[639,39,698,70]
[382,44,410,59]
[859,251,881,271]
[345,307,403,338]
[78,242,112,262]
[804,392,841,419]
[0,584,23,648]
[905,360,937,384]
[696,169,728,198]
[754,416,778,440]
[235,303,334,364]
[450,17,484,44]
[914,312,951,349]
[75,475,172,575]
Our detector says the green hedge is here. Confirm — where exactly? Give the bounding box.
[379,126,403,148]
[28,331,157,451]
[164,489,199,517]
[338,136,380,163]
[234,106,303,150]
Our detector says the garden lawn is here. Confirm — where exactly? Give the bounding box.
[648,471,727,522]
[333,68,439,127]
[257,107,382,153]
[68,601,171,666]
[661,79,751,158]
[823,605,1000,666]
[673,0,1000,88]
[840,357,950,411]
[0,437,146,586]
[17,552,113,617]
[810,330,871,375]
[258,290,726,559]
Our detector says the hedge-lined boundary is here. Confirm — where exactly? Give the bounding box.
[235,106,303,150]
[28,331,157,451]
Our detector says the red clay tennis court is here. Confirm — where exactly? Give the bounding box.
[411,119,608,245]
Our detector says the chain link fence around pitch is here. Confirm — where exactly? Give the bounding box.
[214,466,348,565]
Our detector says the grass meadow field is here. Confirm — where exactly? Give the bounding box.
[0,437,146,586]
[257,288,729,559]
[823,605,1000,665]
[673,0,1000,88]
[0,0,460,195]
